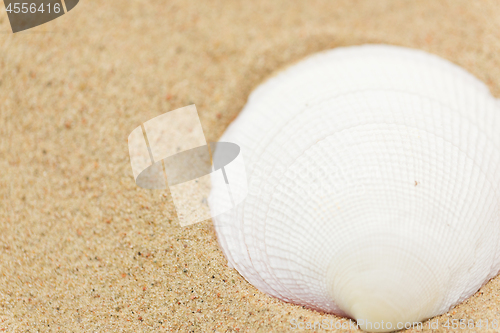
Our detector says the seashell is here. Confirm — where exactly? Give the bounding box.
[209,45,500,332]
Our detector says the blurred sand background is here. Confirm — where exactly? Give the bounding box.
[1,0,500,331]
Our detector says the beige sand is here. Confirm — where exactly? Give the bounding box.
[1,0,500,331]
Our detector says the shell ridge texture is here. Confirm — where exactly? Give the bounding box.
[210,44,500,332]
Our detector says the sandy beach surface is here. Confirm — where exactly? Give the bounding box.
[1,0,500,331]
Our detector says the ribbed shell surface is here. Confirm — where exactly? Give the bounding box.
[209,45,500,328]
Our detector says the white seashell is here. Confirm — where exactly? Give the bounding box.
[209,45,500,332]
